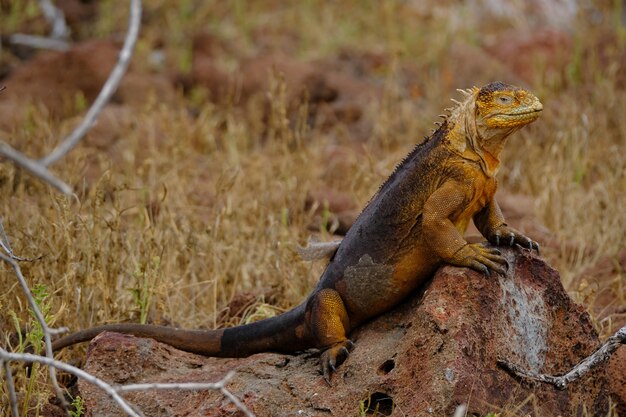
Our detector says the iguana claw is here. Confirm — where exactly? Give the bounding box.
[449,243,508,276]
[488,226,539,256]
[528,239,540,255]
[320,340,354,385]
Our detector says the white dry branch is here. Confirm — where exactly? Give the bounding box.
[7,0,70,51]
[0,142,73,195]
[0,349,255,417]
[40,0,142,168]
[0,0,141,195]
[37,0,70,40]
[0,348,138,417]
[2,359,18,416]
[1,3,254,415]
[7,33,69,52]
[0,218,42,262]
[0,230,255,416]
[498,324,626,390]
[116,372,255,417]
[0,250,70,411]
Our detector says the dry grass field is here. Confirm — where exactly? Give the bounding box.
[1,1,625,415]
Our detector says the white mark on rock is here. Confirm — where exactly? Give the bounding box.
[444,367,455,382]
[497,253,547,372]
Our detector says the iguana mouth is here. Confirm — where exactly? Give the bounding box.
[499,109,542,118]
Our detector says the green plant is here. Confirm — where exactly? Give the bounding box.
[69,395,85,417]
[129,256,162,324]
[15,283,56,416]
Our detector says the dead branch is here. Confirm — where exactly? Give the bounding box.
[2,360,19,417]
[0,349,256,417]
[0,213,255,416]
[39,0,142,167]
[0,142,73,195]
[7,0,70,51]
[0,218,43,261]
[37,0,70,40]
[0,0,141,194]
[0,251,70,410]
[8,33,69,51]
[0,348,140,417]
[498,324,626,389]
[116,371,255,417]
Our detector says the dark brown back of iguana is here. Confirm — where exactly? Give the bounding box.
[52,81,542,382]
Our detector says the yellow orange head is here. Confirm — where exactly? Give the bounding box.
[475,81,543,129]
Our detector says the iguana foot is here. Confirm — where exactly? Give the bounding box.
[448,243,509,276]
[320,339,354,385]
[487,225,540,254]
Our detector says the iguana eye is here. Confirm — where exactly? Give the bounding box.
[497,96,512,104]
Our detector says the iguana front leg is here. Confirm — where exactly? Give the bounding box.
[422,181,509,275]
[473,198,540,253]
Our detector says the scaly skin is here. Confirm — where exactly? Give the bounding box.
[52,81,543,383]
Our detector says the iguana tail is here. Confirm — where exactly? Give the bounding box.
[52,303,312,357]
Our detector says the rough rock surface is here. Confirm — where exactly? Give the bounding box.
[572,249,626,413]
[78,248,609,416]
[608,345,626,416]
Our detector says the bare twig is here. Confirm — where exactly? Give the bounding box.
[221,384,255,417]
[1,0,140,193]
[0,349,140,417]
[0,142,73,195]
[37,0,70,40]
[0,252,69,409]
[2,360,19,417]
[0,349,255,417]
[0,220,253,416]
[8,33,69,51]
[117,371,255,417]
[498,325,626,389]
[40,0,142,167]
[0,218,43,261]
[0,218,13,254]
[7,0,70,51]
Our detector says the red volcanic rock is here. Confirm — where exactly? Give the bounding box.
[182,36,381,139]
[573,249,626,413]
[0,39,176,130]
[78,248,609,416]
[483,29,573,84]
[607,346,626,415]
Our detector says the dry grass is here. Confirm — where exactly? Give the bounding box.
[1,1,624,416]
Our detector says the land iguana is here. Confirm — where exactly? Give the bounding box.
[52,81,543,383]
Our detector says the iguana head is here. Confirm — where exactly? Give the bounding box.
[474,81,543,130]
[445,81,542,175]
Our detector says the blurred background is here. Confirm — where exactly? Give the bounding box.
[0,1,624,413]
